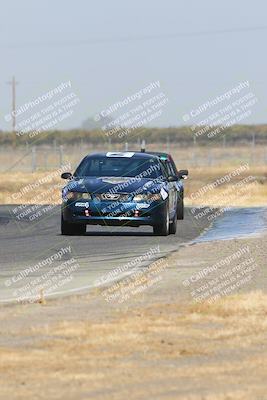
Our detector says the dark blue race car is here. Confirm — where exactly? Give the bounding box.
[61,151,188,236]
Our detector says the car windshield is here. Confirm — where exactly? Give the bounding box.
[74,156,162,179]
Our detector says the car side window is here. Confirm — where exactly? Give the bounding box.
[169,158,178,175]
[166,161,175,176]
[159,160,169,179]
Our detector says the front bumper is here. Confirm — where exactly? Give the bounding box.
[61,199,167,227]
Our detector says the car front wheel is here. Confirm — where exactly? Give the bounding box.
[153,205,170,236]
[61,214,86,235]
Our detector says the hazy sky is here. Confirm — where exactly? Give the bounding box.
[1,0,266,130]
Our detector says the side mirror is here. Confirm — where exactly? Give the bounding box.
[61,172,73,180]
[168,175,178,182]
[178,170,189,180]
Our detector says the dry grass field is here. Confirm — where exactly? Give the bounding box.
[1,291,267,399]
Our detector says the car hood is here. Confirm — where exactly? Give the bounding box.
[65,176,166,194]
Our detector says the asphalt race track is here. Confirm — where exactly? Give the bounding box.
[0,205,211,303]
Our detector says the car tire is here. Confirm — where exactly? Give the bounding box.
[61,214,86,235]
[177,197,184,220]
[153,205,170,236]
[169,211,177,234]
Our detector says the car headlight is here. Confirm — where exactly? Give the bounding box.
[66,191,92,200]
[133,193,161,202]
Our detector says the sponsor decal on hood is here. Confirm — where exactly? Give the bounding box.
[100,177,134,185]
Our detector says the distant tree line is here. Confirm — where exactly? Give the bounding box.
[0,125,266,146]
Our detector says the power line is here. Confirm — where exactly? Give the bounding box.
[1,25,267,49]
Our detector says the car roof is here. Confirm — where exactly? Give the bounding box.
[84,152,160,160]
[135,151,178,173]
[135,150,172,160]
[135,150,169,156]
[142,151,168,156]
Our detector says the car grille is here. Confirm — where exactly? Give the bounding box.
[94,193,131,202]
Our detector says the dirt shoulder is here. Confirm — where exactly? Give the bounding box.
[0,232,266,400]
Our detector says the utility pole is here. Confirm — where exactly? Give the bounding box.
[7,76,19,133]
